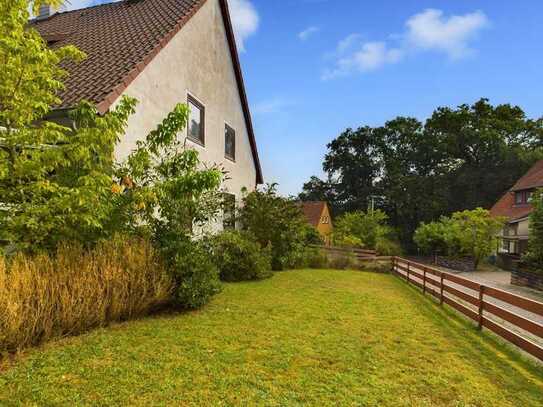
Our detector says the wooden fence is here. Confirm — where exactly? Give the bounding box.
[392,257,543,362]
[311,245,377,260]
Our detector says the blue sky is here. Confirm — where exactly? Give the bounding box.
[66,0,543,195]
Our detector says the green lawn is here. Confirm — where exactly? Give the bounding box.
[1,270,542,406]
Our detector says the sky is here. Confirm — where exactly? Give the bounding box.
[64,0,543,196]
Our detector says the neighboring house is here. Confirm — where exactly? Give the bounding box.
[490,160,543,268]
[300,202,333,245]
[31,0,263,231]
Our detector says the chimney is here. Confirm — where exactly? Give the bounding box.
[36,2,67,20]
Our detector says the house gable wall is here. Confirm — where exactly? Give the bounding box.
[113,0,257,199]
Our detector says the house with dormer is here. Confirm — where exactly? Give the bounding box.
[490,160,543,268]
[31,0,263,230]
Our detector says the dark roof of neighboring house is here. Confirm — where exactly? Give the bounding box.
[30,0,263,183]
[510,159,543,192]
[300,201,328,227]
[490,160,543,221]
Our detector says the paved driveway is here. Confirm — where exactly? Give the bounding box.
[457,270,543,302]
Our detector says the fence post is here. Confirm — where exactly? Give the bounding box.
[423,268,426,294]
[478,285,485,330]
[406,262,410,283]
[439,273,444,305]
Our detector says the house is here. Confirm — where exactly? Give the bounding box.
[300,202,333,245]
[490,160,543,268]
[31,0,263,231]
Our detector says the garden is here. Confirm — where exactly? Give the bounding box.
[1,270,542,406]
[1,2,543,405]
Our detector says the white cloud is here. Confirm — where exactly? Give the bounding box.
[252,98,293,115]
[298,26,320,41]
[336,33,362,54]
[406,9,489,59]
[228,0,259,52]
[323,9,488,79]
[323,42,402,80]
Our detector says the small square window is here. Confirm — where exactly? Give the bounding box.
[515,192,524,204]
[187,95,205,145]
[225,124,235,161]
[223,193,236,230]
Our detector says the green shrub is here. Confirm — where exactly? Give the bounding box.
[305,247,329,269]
[166,239,222,309]
[375,237,402,256]
[327,251,358,270]
[210,231,272,282]
[362,260,392,274]
[239,184,314,271]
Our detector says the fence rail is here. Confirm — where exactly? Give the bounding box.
[311,245,377,259]
[392,257,543,362]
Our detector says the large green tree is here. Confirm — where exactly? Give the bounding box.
[301,99,543,250]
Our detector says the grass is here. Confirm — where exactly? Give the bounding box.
[1,269,542,406]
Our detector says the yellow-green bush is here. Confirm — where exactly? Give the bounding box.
[0,237,173,352]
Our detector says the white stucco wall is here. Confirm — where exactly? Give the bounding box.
[112,0,258,217]
[518,218,530,236]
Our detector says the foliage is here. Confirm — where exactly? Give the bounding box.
[300,99,543,250]
[304,247,329,269]
[116,105,225,308]
[522,190,543,273]
[0,0,85,128]
[414,208,505,268]
[239,184,313,270]
[165,239,221,309]
[0,0,138,251]
[414,221,449,255]
[209,230,272,282]
[332,209,401,254]
[0,236,172,352]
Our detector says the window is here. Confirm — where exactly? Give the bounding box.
[225,124,235,161]
[515,190,533,205]
[321,216,329,224]
[223,193,236,230]
[187,95,205,145]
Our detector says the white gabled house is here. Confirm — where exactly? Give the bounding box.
[32,0,263,230]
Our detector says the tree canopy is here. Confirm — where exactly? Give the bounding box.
[300,99,543,250]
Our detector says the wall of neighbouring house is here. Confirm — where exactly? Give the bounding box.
[517,219,530,237]
[112,0,257,232]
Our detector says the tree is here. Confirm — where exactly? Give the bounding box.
[301,99,543,251]
[239,184,311,270]
[0,0,138,251]
[414,208,505,269]
[333,209,401,255]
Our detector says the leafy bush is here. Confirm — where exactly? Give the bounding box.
[327,251,358,270]
[304,247,329,269]
[414,208,505,269]
[0,237,173,352]
[239,184,314,271]
[333,210,401,255]
[209,231,272,282]
[362,260,392,274]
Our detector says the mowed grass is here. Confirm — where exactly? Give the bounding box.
[1,270,542,406]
